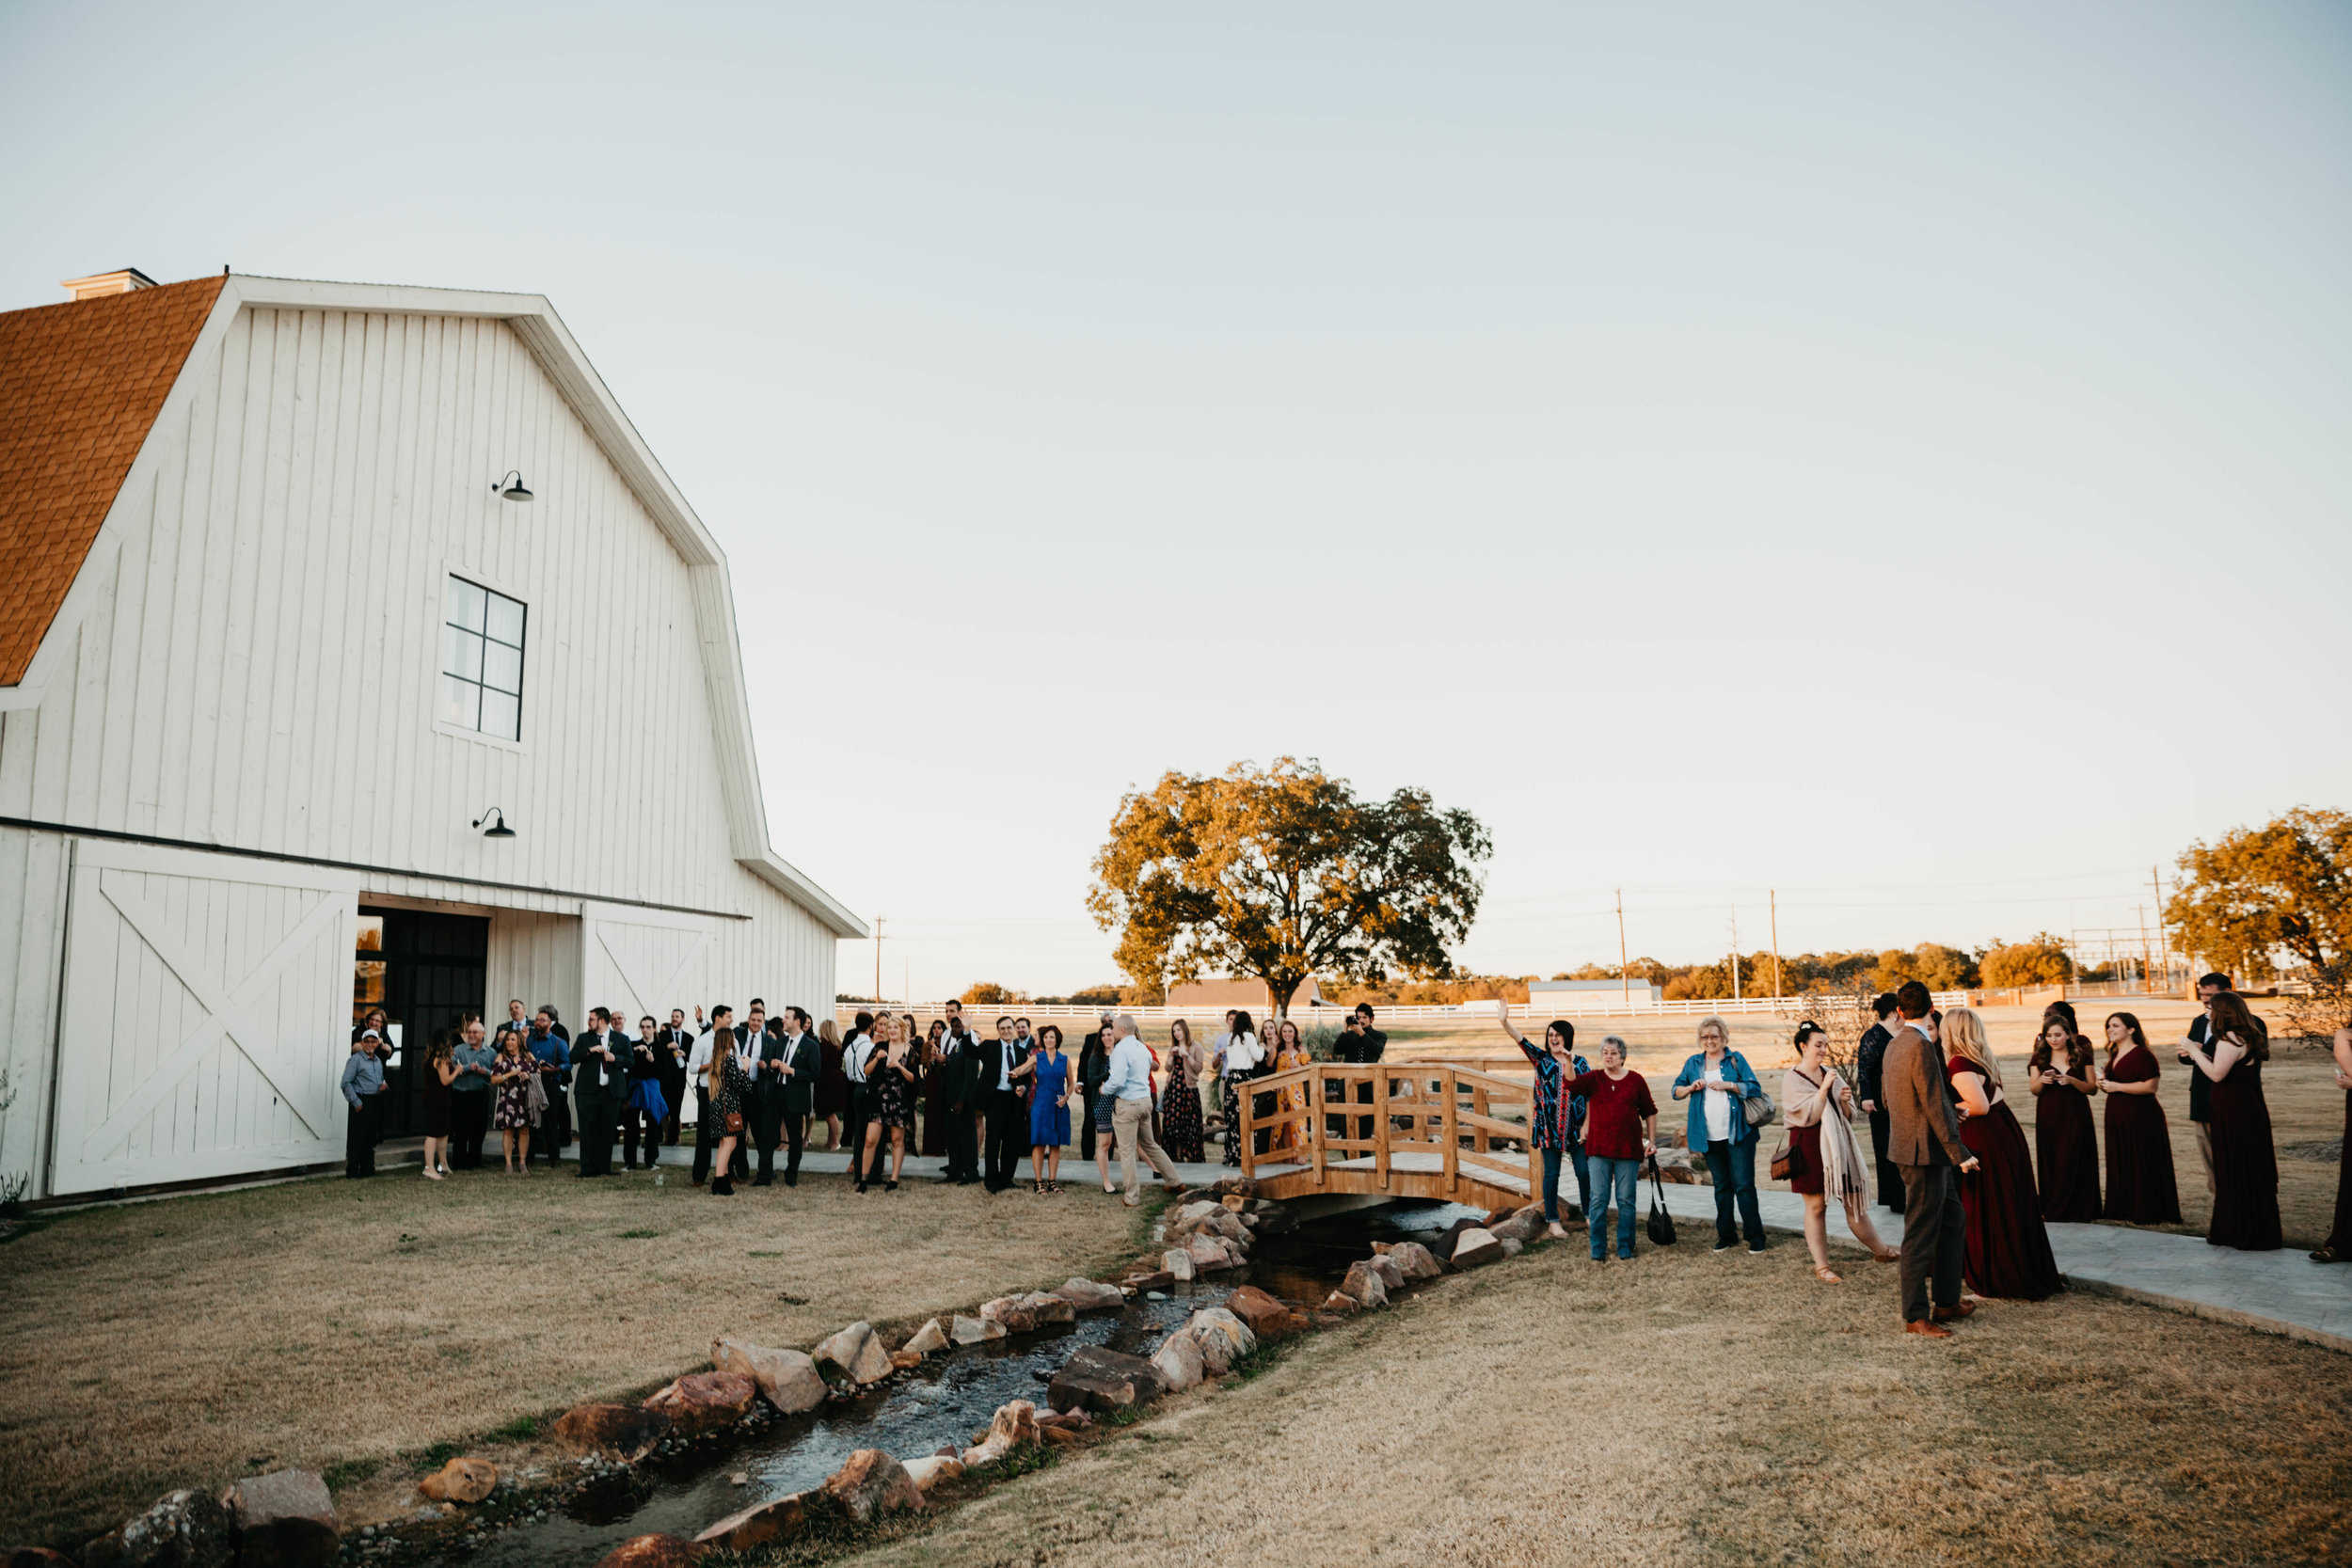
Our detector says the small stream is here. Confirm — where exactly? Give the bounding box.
[375,1201,1483,1568]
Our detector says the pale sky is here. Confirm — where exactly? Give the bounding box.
[6,3,2347,1000]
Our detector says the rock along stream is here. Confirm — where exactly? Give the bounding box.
[368,1200,1484,1568]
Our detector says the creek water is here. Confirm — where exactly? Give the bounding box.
[388,1199,1484,1568]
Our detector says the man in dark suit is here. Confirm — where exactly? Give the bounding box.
[1854,992,1903,1212]
[1343,1005,1388,1145]
[980,1016,1031,1194]
[749,1010,791,1186]
[768,1006,821,1186]
[657,1008,693,1146]
[571,1007,628,1177]
[2179,973,2230,1196]
[936,1010,982,1183]
[1883,981,1979,1338]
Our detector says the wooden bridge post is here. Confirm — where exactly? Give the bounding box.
[1374,1068,1391,1190]
[1240,1078,1255,1180]
[1311,1064,1327,1186]
[1440,1068,1458,1189]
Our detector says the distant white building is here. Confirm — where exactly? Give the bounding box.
[1528,978,1665,1010]
[0,268,863,1199]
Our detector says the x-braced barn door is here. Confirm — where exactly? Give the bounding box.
[50,840,360,1196]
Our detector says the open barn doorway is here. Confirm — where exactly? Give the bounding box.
[354,908,488,1137]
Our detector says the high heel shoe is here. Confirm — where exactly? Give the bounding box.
[710,1177,734,1196]
[885,1179,898,1193]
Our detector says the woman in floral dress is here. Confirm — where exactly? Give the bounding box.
[1159,1018,1206,1164]
[490,1032,535,1174]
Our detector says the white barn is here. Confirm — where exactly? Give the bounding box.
[0,268,864,1200]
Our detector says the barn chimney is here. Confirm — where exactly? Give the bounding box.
[60,268,158,301]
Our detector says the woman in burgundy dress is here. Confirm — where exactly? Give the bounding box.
[2312,1025,2352,1264]
[2096,1012,2181,1226]
[2027,1014,2102,1222]
[2180,991,2281,1251]
[1944,1007,2064,1300]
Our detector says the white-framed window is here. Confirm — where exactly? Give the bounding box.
[439,576,526,741]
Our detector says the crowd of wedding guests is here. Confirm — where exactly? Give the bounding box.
[344,997,1404,1206]
[343,976,2352,1331]
[1491,971,2350,1337]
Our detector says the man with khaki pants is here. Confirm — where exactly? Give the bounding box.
[1104,1013,1185,1206]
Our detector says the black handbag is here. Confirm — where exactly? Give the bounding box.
[1645,1157,1677,1246]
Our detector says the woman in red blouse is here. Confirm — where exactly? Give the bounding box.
[1566,1037,1658,1262]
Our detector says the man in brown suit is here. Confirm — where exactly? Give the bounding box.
[1882,981,1979,1338]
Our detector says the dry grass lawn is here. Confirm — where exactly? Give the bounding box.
[0,1165,1145,1551]
[834,1233,2352,1568]
[1367,1000,2347,1247]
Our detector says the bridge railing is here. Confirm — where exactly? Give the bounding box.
[1239,1061,1542,1199]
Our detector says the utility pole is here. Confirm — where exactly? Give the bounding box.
[2152,864,2172,992]
[1616,889,1630,1009]
[1731,906,1742,1003]
[1770,889,1782,999]
[872,915,884,1006]
[2137,906,2152,992]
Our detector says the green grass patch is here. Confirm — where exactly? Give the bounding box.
[616,1228,660,1240]
[320,1457,380,1492]
[494,1415,539,1441]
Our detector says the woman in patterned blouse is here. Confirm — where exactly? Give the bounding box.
[1497,1003,1591,1239]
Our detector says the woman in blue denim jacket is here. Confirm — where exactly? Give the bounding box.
[1671,1015,1769,1253]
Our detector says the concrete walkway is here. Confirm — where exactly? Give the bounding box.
[1628,1172,2352,1354]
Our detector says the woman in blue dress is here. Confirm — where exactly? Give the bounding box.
[1027,1024,1074,1194]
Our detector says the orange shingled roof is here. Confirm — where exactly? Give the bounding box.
[0,274,226,686]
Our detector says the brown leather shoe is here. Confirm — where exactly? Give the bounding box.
[1903,1319,1954,1339]
[1931,1301,1978,1323]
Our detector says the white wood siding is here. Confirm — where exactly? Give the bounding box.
[0,302,843,1197]
[483,908,582,1023]
[0,306,761,904]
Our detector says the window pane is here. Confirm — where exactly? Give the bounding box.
[446,577,486,633]
[442,624,482,682]
[481,688,520,741]
[485,592,525,647]
[482,639,521,695]
[438,673,480,730]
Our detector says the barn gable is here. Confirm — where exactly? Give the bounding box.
[0,272,860,1200]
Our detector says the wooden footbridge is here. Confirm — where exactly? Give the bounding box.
[1236,1061,1548,1211]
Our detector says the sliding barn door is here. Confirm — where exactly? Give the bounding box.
[580,901,715,1026]
[50,840,359,1196]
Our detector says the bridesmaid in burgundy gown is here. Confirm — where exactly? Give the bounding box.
[2314,1025,2352,1264]
[1944,1007,2064,1300]
[2028,1015,2102,1223]
[2183,992,2281,1251]
[2096,1012,2181,1226]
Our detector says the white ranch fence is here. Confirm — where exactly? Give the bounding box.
[835,990,1978,1026]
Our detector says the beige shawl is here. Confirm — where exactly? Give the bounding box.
[1784,1065,1867,1202]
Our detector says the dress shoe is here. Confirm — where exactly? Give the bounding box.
[1931,1301,1978,1323]
[1903,1319,1953,1338]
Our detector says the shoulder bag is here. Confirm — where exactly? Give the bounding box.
[1645,1157,1677,1246]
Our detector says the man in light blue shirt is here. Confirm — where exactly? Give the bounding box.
[1104,1014,1184,1206]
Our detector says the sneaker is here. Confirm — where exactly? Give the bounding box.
[1711,1241,1737,1254]
[1748,1243,1769,1254]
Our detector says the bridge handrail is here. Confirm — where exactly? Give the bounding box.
[1238,1061,1542,1201]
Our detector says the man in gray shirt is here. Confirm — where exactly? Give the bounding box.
[449,1019,496,1169]
[342,1032,387,1179]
